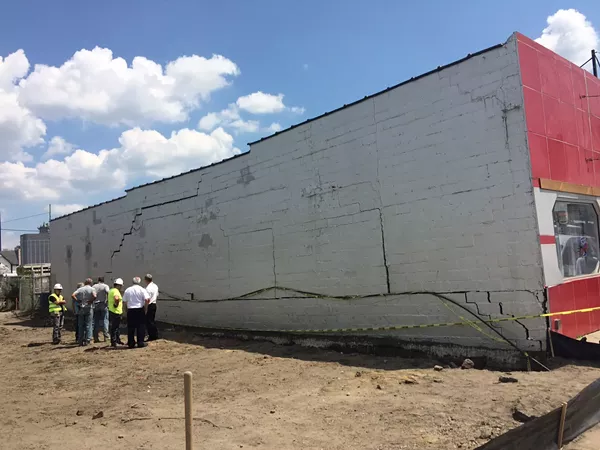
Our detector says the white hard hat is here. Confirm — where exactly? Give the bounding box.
[54,283,63,290]
[114,278,124,285]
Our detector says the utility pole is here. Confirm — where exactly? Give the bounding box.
[593,50,598,78]
[48,204,51,224]
[0,212,2,251]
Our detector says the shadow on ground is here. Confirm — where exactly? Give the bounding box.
[5,317,50,328]
[158,325,465,372]
[157,324,600,373]
[18,315,600,372]
[84,346,130,353]
[547,357,600,370]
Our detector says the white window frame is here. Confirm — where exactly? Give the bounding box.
[552,194,600,281]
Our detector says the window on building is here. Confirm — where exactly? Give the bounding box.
[553,201,600,278]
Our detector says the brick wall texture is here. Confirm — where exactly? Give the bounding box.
[50,34,547,360]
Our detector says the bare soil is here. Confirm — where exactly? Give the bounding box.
[0,312,599,450]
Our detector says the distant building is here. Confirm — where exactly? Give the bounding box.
[0,249,18,276]
[20,225,50,266]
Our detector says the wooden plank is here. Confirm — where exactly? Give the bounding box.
[539,179,597,196]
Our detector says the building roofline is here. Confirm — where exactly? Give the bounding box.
[0,250,18,266]
[50,152,249,222]
[50,195,127,222]
[247,41,506,146]
[124,152,247,193]
[51,34,514,223]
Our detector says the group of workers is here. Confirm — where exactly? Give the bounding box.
[48,274,160,349]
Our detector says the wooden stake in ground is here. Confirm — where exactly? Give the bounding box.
[547,328,555,358]
[557,402,568,449]
[184,371,193,450]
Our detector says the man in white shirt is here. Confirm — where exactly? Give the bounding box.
[123,277,150,349]
[144,273,160,341]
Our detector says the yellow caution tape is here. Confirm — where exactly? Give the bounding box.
[217,306,600,334]
[164,286,565,371]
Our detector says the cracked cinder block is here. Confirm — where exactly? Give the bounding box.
[466,292,490,305]
[474,302,499,317]
[49,37,545,357]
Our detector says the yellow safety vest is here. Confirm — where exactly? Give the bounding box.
[49,293,63,314]
[108,288,123,315]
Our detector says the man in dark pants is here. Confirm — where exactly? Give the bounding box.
[122,277,150,349]
[49,283,66,344]
[72,282,84,343]
[92,276,110,342]
[144,274,159,341]
[108,278,125,347]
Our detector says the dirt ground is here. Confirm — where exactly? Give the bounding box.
[0,312,599,450]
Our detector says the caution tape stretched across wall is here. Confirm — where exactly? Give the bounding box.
[193,306,600,333]
[160,286,600,371]
[160,286,599,335]
[224,306,600,334]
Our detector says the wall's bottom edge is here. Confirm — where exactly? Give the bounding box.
[157,321,546,371]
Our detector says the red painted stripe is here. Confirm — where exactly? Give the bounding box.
[532,178,541,187]
[540,235,555,244]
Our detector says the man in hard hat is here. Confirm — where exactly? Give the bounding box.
[123,277,151,349]
[108,278,125,347]
[49,284,66,344]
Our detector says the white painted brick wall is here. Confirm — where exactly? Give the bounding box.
[50,34,546,359]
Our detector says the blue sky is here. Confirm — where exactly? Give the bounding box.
[0,1,599,248]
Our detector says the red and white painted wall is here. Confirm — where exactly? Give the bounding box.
[518,34,600,338]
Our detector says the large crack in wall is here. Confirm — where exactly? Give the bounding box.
[110,179,203,267]
[53,38,547,363]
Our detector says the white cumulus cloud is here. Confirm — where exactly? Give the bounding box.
[229,119,259,133]
[0,127,240,201]
[17,47,240,126]
[198,103,259,134]
[536,9,599,66]
[198,113,222,131]
[0,46,300,216]
[0,50,46,162]
[237,91,286,114]
[198,92,304,134]
[43,136,75,159]
[0,50,29,88]
[266,122,282,133]
[115,127,240,178]
[236,91,305,115]
[0,161,66,200]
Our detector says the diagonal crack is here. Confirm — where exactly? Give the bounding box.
[110,179,203,265]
